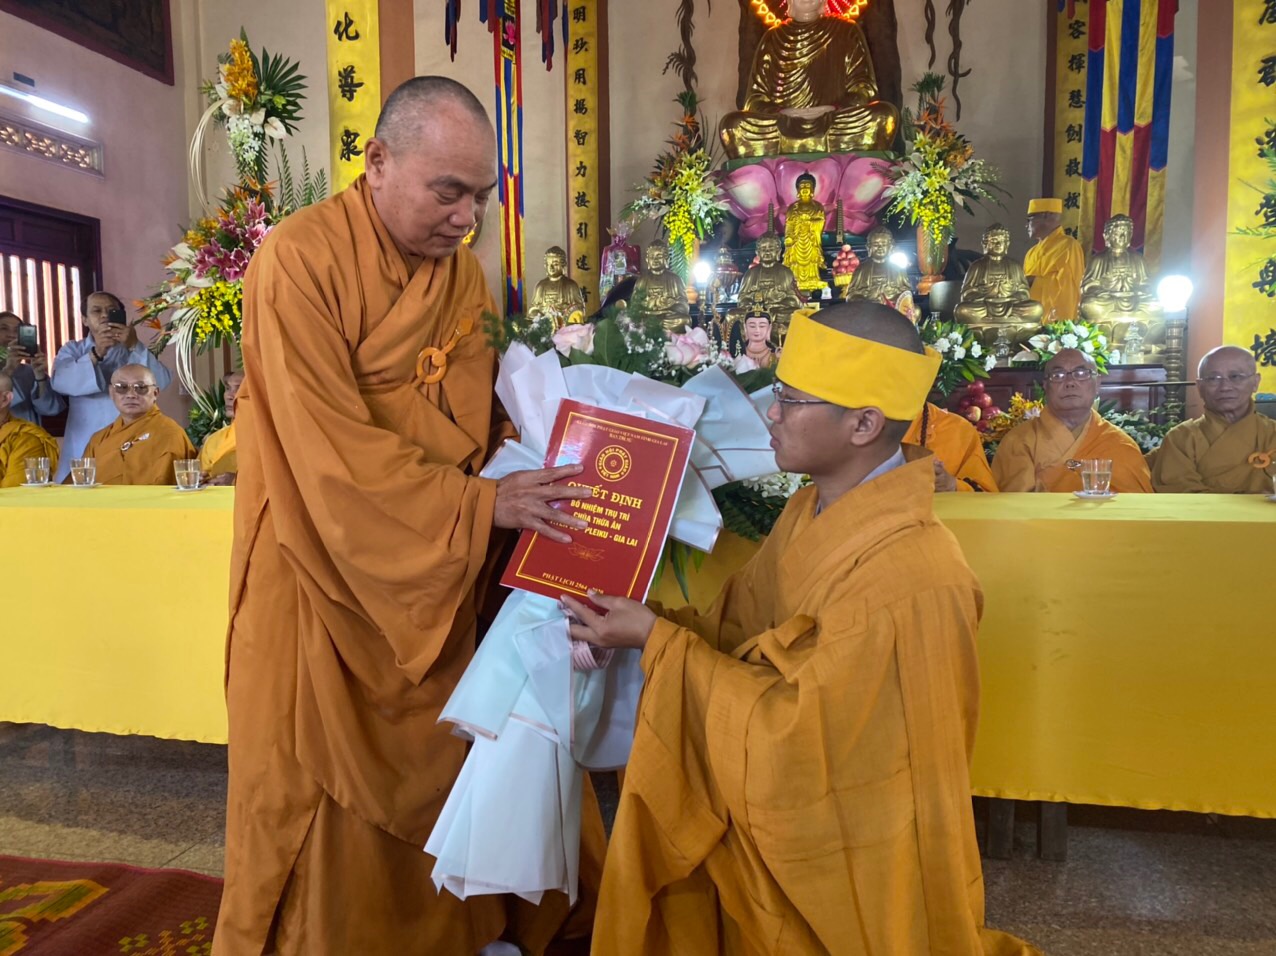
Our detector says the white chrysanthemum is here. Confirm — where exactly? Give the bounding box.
[949,331,963,344]
[970,342,982,358]
[1060,333,1079,349]
[1097,334,1108,347]
[984,355,997,371]
[952,346,967,360]
[1081,340,1095,353]
[934,338,951,354]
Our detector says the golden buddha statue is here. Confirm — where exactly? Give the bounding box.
[954,224,1044,328]
[527,246,586,326]
[727,232,804,338]
[783,173,827,293]
[844,226,910,304]
[730,308,778,370]
[631,242,691,333]
[1080,215,1163,324]
[719,0,899,159]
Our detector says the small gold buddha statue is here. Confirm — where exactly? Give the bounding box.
[954,223,1044,333]
[631,242,691,333]
[527,246,586,326]
[1080,215,1164,324]
[719,0,899,159]
[730,308,778,370]
[727,232,804,339]
[783,173,827,294]
[844,227,910,304]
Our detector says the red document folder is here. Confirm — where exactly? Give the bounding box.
[500,399,695,604]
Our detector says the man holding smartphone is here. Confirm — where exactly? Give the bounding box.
[50,291,172,482]
[0,311,64,428]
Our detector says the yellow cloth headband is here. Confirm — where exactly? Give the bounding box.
[775,310,941,420]
[1028,198,1063,215]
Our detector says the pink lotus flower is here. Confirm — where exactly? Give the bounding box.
[553,322,595,356]
[719,154,895,241]
[665,327,711,367]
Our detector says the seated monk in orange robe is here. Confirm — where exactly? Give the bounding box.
[1151,346,1276,494]
[198,369,242,483]
[215,77,603,956]
[0,369,59,486]
[564,304,1039,956]
[906,401,1000,492]
[992,348,1152,493]
[81,364,195,486]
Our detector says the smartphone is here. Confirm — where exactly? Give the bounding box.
[17,324,38,352]
[106,306,128,326]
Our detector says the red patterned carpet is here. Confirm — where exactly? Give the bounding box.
[0,855,220,956]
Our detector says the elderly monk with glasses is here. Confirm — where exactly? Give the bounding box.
[564,302,1040,956]
[1150,345,1276,494]
[992,348,1152,493]
[78,364,194,486]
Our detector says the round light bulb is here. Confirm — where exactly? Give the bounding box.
[1156,275,1193,313]
[888,251,910,269]
[692,260,714,285]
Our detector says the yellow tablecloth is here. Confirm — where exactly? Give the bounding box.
[653,494,1276,819]
[4,487,1274,818]
[1,486,234,744]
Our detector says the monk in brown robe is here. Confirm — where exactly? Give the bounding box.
[565,303,1038,955]
[214,77,601,956]
[80,364,195,485]
[1151,346,1276,493]
[0,370,58,486]
[906,401,1000,492]
[992,348,1153,493]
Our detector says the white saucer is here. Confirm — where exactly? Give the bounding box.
[20,481,52,487]
[1266,495,1276,503]
[1073,490,1117,500]
[70,482,103,488]
[173,485,205,493]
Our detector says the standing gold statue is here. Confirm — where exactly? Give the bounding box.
[720,0,899,158]
[844,227,910,303]
[1079,215,1164,324]
[954,224,1044,326]
[727,233,804,338]
[527,246,586,326]
[631,242,692,333]
[783,173,827,293]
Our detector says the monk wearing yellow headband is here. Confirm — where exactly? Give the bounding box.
[1025,197,1085,321]
[564,302,1040,955]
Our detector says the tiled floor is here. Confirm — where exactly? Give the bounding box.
[2,722,1274,954]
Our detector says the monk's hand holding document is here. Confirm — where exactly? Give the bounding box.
[493,462,592,544]
[561,591,656,650]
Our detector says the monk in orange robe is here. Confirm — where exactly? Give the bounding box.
[1151,346,1276,494]
[0,370,58,486]
[198,370,242,482]
[81,365,195,485]
[992,348,1152,493]
[1024,198,1085,323]
[565,304,1039,956]
[214,78,601,955]
[906,401,999,492]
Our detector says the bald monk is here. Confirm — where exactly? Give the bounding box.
[1024,198,1085,322]
[906,401,999,492]
[1151,346,1276,493]
[992,349,1152,493]
[214,77,602,956]
[80,365,195,486]
[197,370,243,483]
[565,303,1039,955]
[0,370,59,487]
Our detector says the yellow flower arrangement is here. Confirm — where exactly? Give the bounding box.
[222,38,258,103]
[189,280,243,345]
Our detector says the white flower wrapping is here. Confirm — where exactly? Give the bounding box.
[426,343,778,905]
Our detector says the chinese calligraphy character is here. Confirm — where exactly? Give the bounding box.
[1260,55,1276,87]
[1259,194,1276,227]
[340,128,363,162]
[574,98,588,115]
[573,129,589,146]
[1065,227,1079,239]
[574,191,590,208]
[1068,89,1084,109]
[334,11,360,41]
[1068,53,1086,73]
[572,37,589,54]
[1064,192,1081,210]
[576,221,589,239]
[1065,158,1081,177]
[574,67,588,86]
[582,288,591,304]
[1252,329,1276,365]
[1066,123,1083,144]
[336,65,364,102]
[575,161,588,178]
[1258,125,1276,156]
[573,5,586,22]
[1068,19,1086,40]
[1260,0,1276,25]
[1255,259,1276,298]
[576,255,589,271]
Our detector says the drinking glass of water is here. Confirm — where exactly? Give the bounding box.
[1079,458,1113,495]
[70,457,97,487]
[174,459,202,491]
[24,457,51,485]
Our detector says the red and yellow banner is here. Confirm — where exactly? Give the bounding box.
[325,0,381,192]
[565,2,602,311]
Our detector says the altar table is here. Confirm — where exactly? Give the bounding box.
[2,487,1274,819]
